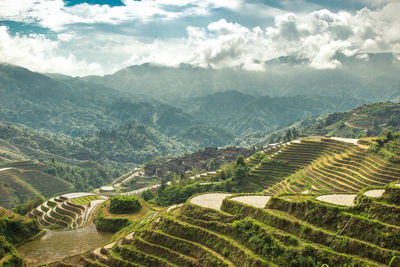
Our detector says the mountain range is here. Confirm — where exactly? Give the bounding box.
[1,54,399,165]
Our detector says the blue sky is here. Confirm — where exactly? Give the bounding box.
[0,0,398,76]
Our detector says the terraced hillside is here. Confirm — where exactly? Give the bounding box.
[51,185,400,267]
[248,138,351,193]
[28,193,106,230]
[250,138,400,195]
[0,163,74,209]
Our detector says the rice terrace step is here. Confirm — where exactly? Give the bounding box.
[28,192,107,230]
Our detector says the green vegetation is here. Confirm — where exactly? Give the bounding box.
[95,198,153,234]
[0,236,24,267]
[178,90,361,136]
[12,196,44,216]
[0,207,42,265]
[3,63,400,266]
[370,130,400,162]
[42,161,113,192]
[109,196,142,214]
[95,207,132,233]
[140,190,155,201]
[70,195,102,206]
[298,102,400,139]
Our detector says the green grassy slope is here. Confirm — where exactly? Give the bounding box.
[0,165,74,209]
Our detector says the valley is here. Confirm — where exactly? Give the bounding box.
[2,1,400,266]
[1,67,400,265]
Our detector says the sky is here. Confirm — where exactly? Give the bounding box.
[0,0,399,76]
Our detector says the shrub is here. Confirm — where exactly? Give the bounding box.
[95,208,131,232]
[12,196,45,216]
[109,195,142,214]
[140,189,155,201]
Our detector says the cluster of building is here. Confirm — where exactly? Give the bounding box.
[144,147,256,177]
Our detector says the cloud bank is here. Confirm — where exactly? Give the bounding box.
[0,0,399,76]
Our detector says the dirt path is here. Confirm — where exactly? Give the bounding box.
[344,121,369,129]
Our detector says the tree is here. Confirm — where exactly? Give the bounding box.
[284,129,292,142]
[140,189,155,201]
[373,118,379,130]
[292,128,298,140]
[158,178,167,194]
[386,130,393,141]
[235,155,246,167]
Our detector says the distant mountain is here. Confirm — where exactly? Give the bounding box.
[179,90,362,135]
[0,63,123,136]
[81,53,400,104]
[234,101,400,147]
[0,64,233,156]
[106,100,201,137]
[173,125,234,150]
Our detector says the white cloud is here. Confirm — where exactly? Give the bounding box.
[0,26,103,76]
[0,0,244,31]
[0,0,38,23]
[181,1,400,70]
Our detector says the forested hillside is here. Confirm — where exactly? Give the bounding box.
[235,102,400,147]
[0,64,233,151]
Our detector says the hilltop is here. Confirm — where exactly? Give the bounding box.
[235,101,400,147]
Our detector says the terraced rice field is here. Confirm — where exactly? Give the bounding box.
[316,194,356,206]
[28,193,106,230]
[70,195,102,206]
[262,138,400,195]
[62,187,400,267]
[230,195,271,208]
[364,189,385,198]
[190,193,231,210]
